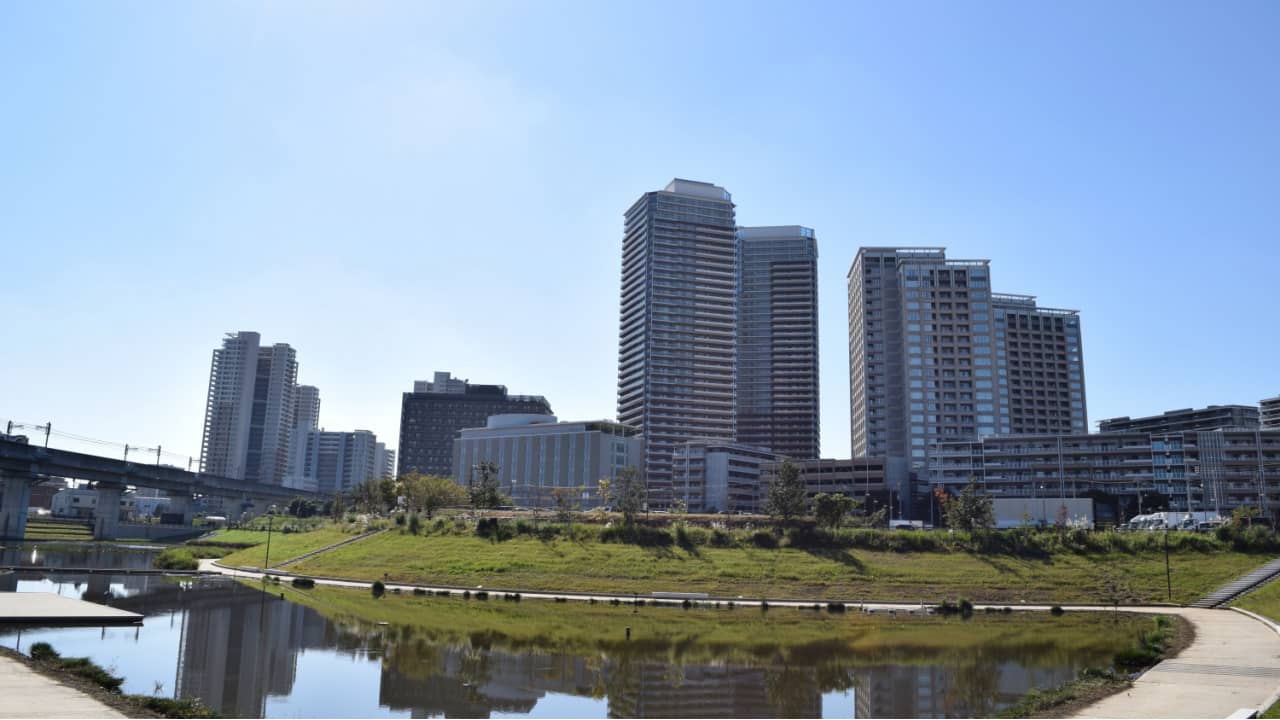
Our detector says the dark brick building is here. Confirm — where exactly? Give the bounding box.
[396,371,552,478]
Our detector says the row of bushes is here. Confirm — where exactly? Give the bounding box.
[426,514,1280,555]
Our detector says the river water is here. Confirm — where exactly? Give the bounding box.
[0,543,1138,718]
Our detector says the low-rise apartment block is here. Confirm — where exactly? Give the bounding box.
[929,429,1280,520]
[1098,405,1259,434]
[452,415,641,509]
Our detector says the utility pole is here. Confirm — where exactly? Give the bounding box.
[156,446,162,466]
[43,423,51,448]
[1164,527,1172,601]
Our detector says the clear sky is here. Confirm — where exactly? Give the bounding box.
[2,1,1277,463]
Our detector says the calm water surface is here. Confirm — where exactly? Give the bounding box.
[1,543,1134,718]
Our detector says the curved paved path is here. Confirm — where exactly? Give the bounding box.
[1072,607,1280,719]
[200,560,1280,718]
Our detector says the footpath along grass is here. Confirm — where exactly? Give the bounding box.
[289,528,1269,604]
[213,527,353,568]
[1233,581,1280,718]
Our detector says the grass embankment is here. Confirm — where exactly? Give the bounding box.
[10,643,215,718]
[266,580,1185,717]
[207,527,355,568]
[271,580,1149,663]
[1233,581,1280,718]
[23,519,94,542]
[288,521,1271,604]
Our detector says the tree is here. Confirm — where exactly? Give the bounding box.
[936,479,995,532]
[596,478,613,513]
[351,480,382,514]
[468,461,502,513]
[377,477,398,511]
[330,491,345,521]
[1233,505,1261,528]
[813,493,858,530]
[764,459,807,525]
[552,487,575,525]
[287,496,320,518]
[401,472,467,519]
[613,466,646,524]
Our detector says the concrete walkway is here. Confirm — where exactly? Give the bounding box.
[0,653,125,718]
[1073,607,1280,718]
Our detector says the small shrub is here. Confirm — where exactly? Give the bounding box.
[827,601,847,613]
[600,525,674,546]
[554,596,567,603]
[291,577,315,589]
[407,513,422,535]
[412,587,427,596]
[682,598,692,609]
[371,580,385,597]
[30,642,59,662]
[750,530,779,549]
[463,590,472,599]
[475,590,489,600]
[609,598,621,606]
[394,513,406,526]
[153,548,199,571]
[133,696,217,718]
[435,590,450,597]
[760,600,770,612]
[1050,605,1065,616]
[709,528,736,548]
[727,601,736,609]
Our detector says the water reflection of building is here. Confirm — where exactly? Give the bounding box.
[379,644,598,718]
[607,663,820,719]
[850,662,1079,718]
[173,582,330,717]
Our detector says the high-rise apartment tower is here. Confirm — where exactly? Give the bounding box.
[617,179,738,506]
[736,226,820,459]
[847,248,1086,513]
[199,331,298,485]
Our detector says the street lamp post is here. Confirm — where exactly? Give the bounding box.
[1164,525,1172,601]
[263,505,278,571]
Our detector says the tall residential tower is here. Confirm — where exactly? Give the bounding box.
[736,226,820,460]
[616,180,738,506]
[199,331,299,485]
[847,248,1086,513]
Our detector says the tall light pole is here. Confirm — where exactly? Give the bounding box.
[263,505,278,571]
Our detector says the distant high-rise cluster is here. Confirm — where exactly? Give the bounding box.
[198,180,1280,523]
[615,180,820,508]
[200,332,389,493]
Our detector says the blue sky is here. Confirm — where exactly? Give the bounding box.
[2,1,1277,462]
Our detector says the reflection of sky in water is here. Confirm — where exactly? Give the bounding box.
[0,549,1127,718]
